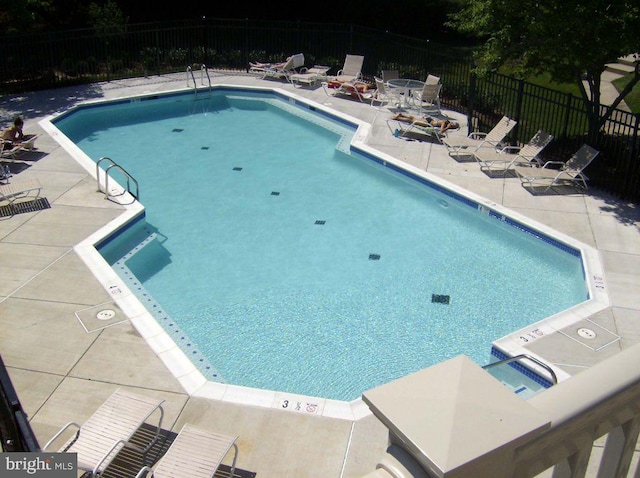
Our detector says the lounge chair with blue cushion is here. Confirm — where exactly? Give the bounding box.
[135,424,239,478]
[514,144,599,192]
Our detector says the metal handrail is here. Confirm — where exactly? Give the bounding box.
[96,157,139,201]
[186,65,197,96]
[200,64,211,94]
[483,353,558,385]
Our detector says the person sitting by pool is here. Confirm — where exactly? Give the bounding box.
[390,113,460,133]
[2,116,37,150]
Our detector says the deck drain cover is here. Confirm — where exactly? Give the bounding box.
[432,294,450,304]
[577,327,597,339]
[96,309,116,321]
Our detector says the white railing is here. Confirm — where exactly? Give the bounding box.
[364,343,640,478]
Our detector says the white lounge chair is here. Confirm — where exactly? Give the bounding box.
[0,178,42,206]
[387,113,457,143]
[290,65,330,87]
[331,54,364,83]
[135,424,238,478]
[1,135,38,159]
[474,129,554,174]
[249,53,304,82]
[442,116,517,159]
[44,389,165,478]
[322,79,377,103]
[514,144,599,192]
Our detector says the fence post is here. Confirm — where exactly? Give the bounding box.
[562,93,573,140]
[513,78,525,142]
[467,71,476,136]
[622,115,640,200]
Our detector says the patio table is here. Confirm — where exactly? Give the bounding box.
[387,79,425,107]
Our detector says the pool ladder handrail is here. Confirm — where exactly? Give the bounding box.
[200,64,212,94]
[96,157,139,201]
[186,65,197,96]
[187,64,212,97]
[482,353,558,385]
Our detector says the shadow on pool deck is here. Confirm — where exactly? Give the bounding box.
[1,72,639,477]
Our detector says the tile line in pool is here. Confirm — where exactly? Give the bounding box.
[114,231,222,381]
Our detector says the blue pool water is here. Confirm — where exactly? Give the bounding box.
[55,89,587,401]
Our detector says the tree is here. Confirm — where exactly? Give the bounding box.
[0,0,52,34]
[88,0,127,36]
[447,0,640,135]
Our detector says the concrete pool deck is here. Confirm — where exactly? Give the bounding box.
[1,72,639,477]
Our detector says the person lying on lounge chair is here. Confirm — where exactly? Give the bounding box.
[390,113,460,133]
[249,56,291,69]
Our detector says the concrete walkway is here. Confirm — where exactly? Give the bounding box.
[1,72,639,477]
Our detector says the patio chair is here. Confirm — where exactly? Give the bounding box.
[442,116,517,159]
[0,178,42,206]
[249,53,304,82]
[514,144,599,192]
[290,65,330,87]
[412,83,442,115]
[425,74,440,85]
[373,77,402,109]
[43,388,165,478]
[135,424,238,478]
[331,54,364,83]
[381,69,399,82]
[474,129,554,174]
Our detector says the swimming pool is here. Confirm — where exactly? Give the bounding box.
[52,87,593,403]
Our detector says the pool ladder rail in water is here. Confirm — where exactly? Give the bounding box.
[483,353,558,399]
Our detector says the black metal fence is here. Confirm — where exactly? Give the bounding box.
[1,19,639,201]
[0,354,40,452]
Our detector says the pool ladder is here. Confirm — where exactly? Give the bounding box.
[186,64,212,97]
[96,157,139,201]
[483,353,558,385]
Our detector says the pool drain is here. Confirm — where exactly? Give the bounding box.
[96,309,116,321]
[577,327,597,339]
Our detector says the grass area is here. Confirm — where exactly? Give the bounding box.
[500,66,640,114]
[613,73,640,113]
[521,71,583,96]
